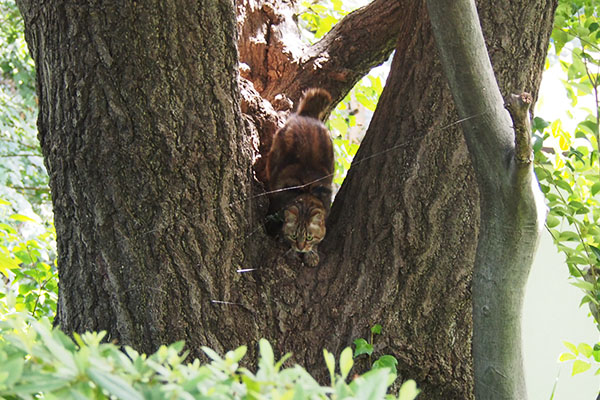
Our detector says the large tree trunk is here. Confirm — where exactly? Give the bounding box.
[17,0,556,398]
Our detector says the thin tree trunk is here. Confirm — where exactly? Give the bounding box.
[428,0,550,397]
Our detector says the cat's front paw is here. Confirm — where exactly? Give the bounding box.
[303,250,320,267]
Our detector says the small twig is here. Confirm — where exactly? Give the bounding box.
[505,92,533,165]
[8,185,50,192]
[31,274,56,317]
[0,153,42,157]
[579,46,600,175]
[0,138,40,151]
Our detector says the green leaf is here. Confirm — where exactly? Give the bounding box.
[0,356,24,386]
[555,179,573,193]
[353,338,373,357]
[201,346,223,362]
[398,379,420,400]
[274,352,292,372]
[546,214,560,228]
[9,214,38,224]
[259,339,274,366]
[11,374,71,396]
[577,343,593,358]
[578,120,599,135]
[229,345,247,363]
[352,368,390,400]
[373,355,398,374]
[0,252,21,277]
[570,280,595,291]
[371,324,382,335]
[323,349,335,384]
[589,245,600,262]
[87,367,144,400]
[339,347,353,380]
[355,92,376,112]
[563,341,578,356]
[532,116,550,133]
[571,360,591,376]
[552,29,569,53]
[33,322,77,373]
[559,352,576,362]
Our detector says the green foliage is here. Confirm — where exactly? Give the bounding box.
[558,341,600,376]
[0,0,48,213]
[0,198,57,321]
[0,314,419,400]
[536,0,600,382]
[0,0,35,101]
[329,74,384,186]
[0,1,56,322]
[353,324,400,380]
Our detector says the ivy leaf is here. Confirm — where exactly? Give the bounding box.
[370,324,382,335]
[353,338,373,357]
[532,116,550,133]
[372,355,398,374]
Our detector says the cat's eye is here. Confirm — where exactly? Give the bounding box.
[290,233,298,240]
[306,234,313,241]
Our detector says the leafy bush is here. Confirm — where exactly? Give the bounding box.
[0,313,419,400]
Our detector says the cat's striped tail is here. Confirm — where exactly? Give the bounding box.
[296,88,331,121]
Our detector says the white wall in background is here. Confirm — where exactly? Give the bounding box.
[523,230,599,399]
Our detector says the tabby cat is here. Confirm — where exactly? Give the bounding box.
[266,88,334,267]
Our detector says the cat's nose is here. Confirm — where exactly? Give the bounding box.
[297,240,306,250]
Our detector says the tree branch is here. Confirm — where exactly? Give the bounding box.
[246,0,407,111]
[505,93,533,165]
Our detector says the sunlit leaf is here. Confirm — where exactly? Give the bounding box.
[559,352,576,362]
[571,360,591,376]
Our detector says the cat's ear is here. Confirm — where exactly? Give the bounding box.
[284,208,297,223]
[310,210,324,224]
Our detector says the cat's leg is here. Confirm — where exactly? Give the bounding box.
[303,248,320,267]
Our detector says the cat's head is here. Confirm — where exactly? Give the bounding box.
[282,194,326,253]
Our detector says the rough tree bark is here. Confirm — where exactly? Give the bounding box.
[16,0,556,398]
